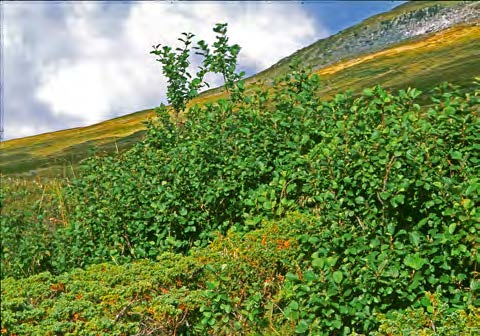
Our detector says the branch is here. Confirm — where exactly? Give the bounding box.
[114,298,139,323]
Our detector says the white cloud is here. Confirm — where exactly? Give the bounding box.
[3,1,327,139]
[124,2,323,70]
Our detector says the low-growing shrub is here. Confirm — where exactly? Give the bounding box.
[1,215,302,335]
[373,293,480,335]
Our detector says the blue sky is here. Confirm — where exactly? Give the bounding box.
[1,1,405,140]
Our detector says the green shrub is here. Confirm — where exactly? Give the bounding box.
[270,83,479,335]
[373,293,480,335]
[1,178,65,279]
[50,60,326,271]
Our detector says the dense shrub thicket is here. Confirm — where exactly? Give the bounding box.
[1,214,479,335]
[1,25,479,334]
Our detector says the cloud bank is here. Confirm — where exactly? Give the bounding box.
[3,2,326,140]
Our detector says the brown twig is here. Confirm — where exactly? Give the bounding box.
[114,298,139,323]
[383,155,396,193]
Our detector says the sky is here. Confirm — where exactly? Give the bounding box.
[1,1,405,141]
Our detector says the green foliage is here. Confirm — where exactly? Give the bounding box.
[1,178,65,279]
[1,24,479,335]
[1,216,299,335]
[2,213,478,335]
[151,31,207,117]
[196,23,246,101]
[270,81,479,335]
[51,60,329,271]
[373,293,480,335]
[150,23,245,116]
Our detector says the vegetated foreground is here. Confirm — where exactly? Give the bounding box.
[1,26,479,335]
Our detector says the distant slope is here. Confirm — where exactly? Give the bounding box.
[1,1,479,176]
[313,23,480,98]
[0,109,153,176]
[252,0,479,83]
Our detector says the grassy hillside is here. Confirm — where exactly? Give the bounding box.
[1,1,479,177]
[314,24,480,99]
[0,110,152,177]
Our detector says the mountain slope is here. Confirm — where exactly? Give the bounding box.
[1,0,479,176]
[203,0,479,93]
[313,23,480,99]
